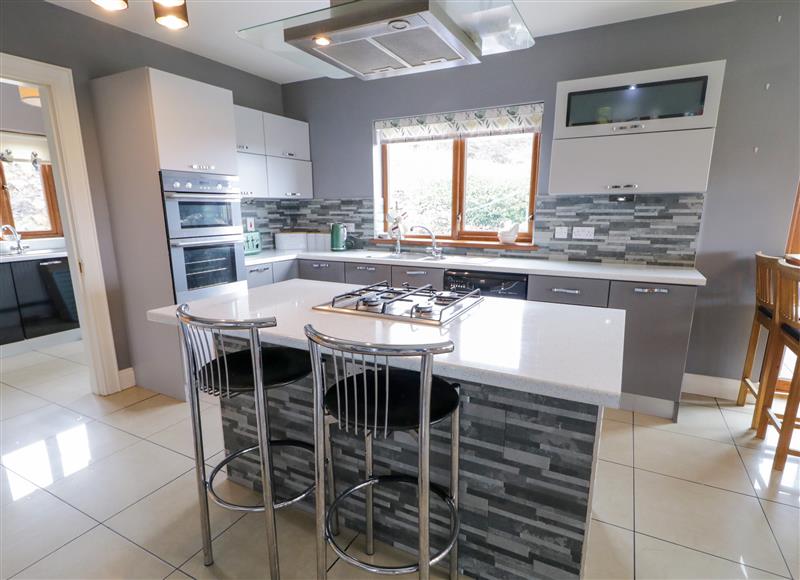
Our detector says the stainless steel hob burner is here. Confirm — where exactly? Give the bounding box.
[313,281,483,326]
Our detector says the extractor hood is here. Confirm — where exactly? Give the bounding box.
[238,0,534,81]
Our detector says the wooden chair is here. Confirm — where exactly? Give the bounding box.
[755,259,800,471]
[737,252,781,428]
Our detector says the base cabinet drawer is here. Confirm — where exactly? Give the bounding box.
[609,282,697,402]
[345,262,391,285]
[299,260,345,282]
[391,266,444,290]
[246,263,274,288]
[273,260,298,283]
[527,275,610,307]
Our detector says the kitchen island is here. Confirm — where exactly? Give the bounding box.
[147,279,625,579]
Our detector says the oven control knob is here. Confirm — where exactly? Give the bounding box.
[172,181,181,188]
[185,182,193,189]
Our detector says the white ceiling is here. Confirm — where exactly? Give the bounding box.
[47,0,731,85]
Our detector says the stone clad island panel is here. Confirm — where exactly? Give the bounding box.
[220,367,601,580]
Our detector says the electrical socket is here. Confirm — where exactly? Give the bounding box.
[246,217,256,232]
[572,227,595,240]
[554,226,569,239]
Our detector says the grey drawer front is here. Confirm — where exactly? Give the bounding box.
[391,266,444,290]
[298,260,345,282]
[609,282,697,402]
[272,259,298,283]
[345,262,391,285]
[246,263,274,288]
[527,275,610,307]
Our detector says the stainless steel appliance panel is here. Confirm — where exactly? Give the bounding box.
[162,170,243,238]
[444,270,527,300]
[169,234,246,302]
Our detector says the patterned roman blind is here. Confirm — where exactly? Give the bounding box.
[374,102,543,144]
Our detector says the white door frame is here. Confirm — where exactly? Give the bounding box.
[1,52,121,396]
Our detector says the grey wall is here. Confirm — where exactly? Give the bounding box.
[283,1,800,380]
[0,0,284,368]
[0,82,46,135]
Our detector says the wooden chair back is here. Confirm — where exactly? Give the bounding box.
[755,252,781,311]
[776,259,800,341]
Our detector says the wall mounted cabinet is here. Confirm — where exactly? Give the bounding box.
[234,105,266,155]
[266,157,313,199]
[263,112,311,161]
[237,152,269,198]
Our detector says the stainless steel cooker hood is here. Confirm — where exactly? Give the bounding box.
[238,0,534,81]
[283,1,480,80]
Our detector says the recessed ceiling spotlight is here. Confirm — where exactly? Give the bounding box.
[153,0,189,30]
[313,36,331,46]
[91,0,128,11]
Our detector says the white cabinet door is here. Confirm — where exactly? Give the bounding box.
[266,157,313,199]
[548,128,715,195]
[263,112,310,161]
[247,263,274,288]
[237,153,269,199]
[148,69,237,175]
[234,105,266,155]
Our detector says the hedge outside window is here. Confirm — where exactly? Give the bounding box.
[376,103,543,244]
[0,159,63,239]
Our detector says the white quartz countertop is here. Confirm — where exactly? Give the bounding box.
[244,249,706,286]
[0,249,69,264]
[147,279,625,407]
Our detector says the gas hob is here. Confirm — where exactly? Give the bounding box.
[313,282,483,326]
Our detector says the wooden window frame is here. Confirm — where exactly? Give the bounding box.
[0,160,63,239]
[787,180,800,254]
[381,132,541,247]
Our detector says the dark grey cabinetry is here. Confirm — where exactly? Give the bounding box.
[273,260,298,283]
[527,275,610,307]
[345,262,391,285]
[608,282,697,404]
[391,266,444,290]
[0,263,24,345]
[298,260,345,282]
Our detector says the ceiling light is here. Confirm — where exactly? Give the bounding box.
[153,0,185,6]
[91,0,128,11]
[18,86,41,107]
[153,0,189,30]
[313,36,331,46]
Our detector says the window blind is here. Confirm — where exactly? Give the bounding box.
[375,102,543,144]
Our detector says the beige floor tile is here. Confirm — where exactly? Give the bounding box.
[181,508,356,579]
[717,394,787,417]
[47,439,194,521]
[0,350,56,373]
[148,405,225,460]
[591,460,634,529]
[0,355,86,390]
[37,339,87,365]
[635,402,733,444]
[760,500,800,576]
[681,392,718,406]
[1,466,97,578]
[15,525,174,579]
[106,470,259,566]
[165,570,192,579]
[635,533,785,579]
[598,418,633,466]
[635,469,789,576]
[603,407,632,424]
[722,408,800,451]
[0,383,48,420]
[583,520,634,580]
[100,394,205,438]
[738,447,800,507]
[0,403,88,454]
[634,426,755,495]
[21,365,93,405]
[64,385,159,419]
[1,420,139,488]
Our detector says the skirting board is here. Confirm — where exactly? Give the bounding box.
[118,367,136,389]
[682,372,740,401]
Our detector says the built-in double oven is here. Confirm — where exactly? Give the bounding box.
[161,170,247,302]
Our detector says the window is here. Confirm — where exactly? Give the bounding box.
[377,103,542,245]
[0,159,62,239]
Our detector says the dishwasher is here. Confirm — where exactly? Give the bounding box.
[443,270,528,300]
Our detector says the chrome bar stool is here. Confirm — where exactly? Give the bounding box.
[305,324,461,580]
[177,304,316,579]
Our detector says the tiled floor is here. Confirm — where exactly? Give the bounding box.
[1,341,798,579]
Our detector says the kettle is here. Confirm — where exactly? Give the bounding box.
[330,223,348,251]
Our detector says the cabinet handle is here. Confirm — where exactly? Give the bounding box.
[606,184,639,190]
[249,266,271,273]
[634,287,669,294]
[551,288,581,295]
[285,192,301,197]
[285,152,295,157]
[237,145,249,150]
[405,270,427,275]
[39,260,63,266]
[612,123,645,131]
[312,263,329,268]
[189,164,216,170]
[356,266,376,271]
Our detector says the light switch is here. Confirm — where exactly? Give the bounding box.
[572,227,595,240]
[554,227,569,239]
[246,217,256,232]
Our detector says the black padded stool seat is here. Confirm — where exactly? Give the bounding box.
[203,346,312,392]
[324,367,459,432]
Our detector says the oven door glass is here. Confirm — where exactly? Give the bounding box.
[183,245,239,290]
[178,201,234,230]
